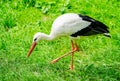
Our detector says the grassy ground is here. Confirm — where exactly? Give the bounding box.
[0,0,120,81]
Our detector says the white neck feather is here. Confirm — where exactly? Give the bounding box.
[41,33,55,41]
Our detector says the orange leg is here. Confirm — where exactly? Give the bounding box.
[75,42,79,51]
[70,40,79,70]
[50,40,79,70]
[70,40,75,70]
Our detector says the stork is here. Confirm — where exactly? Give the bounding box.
[27,13,111,70]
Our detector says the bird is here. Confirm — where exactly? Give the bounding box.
[27,13,111,70]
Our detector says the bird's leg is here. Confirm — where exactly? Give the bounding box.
[50,50,76,64]
[70,40,75,70]
[75,42,79,51]
[50,41,77,64]
[70,40,79,70]
[50,41,79,67]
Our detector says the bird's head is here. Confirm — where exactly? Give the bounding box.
[33,32,45,43]
[27,32,45,57]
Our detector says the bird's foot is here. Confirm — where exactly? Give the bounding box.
[70,64,74,70]
[50,58,60,64]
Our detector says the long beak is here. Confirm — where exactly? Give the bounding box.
[27,41,37,57]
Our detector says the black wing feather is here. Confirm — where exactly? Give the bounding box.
[71,14,110,37]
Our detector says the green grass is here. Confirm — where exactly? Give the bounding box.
[0,0,120,81]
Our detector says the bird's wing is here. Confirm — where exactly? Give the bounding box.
[78,14,109,28]
[79,14,109,32]
[79,14,96,22]
[70,14,110,37]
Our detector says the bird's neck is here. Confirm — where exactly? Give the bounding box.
[42,33,55,41]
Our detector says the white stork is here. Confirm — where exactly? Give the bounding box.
[27,13,111,70]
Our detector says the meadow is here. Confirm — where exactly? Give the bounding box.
[0,0,120,81]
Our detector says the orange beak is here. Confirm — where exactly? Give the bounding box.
[27,41,37,57]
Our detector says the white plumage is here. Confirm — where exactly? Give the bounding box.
[51,13,91,38]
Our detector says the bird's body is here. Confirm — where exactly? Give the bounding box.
[51,13,91,38]
[27,13,111,70]
[35,13,110,41]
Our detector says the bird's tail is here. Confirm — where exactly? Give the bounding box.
[91,20,111,38]
[103,33,111,38]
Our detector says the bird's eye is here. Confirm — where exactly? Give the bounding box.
[34,38,37,41]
